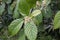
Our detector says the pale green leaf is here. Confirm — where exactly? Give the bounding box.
[8,18,24,37]
[31,9,41,17]
[24,21,37,40]
[53,11,60,29]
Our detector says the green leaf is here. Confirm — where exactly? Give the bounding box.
[17,29,25,40]
[8,5,12,14]
[8,18,24,37]
[18,0,37,15]
[13,0,20,19]
[0,3,5,15]
[31,10,41,17]
[42,6,52,18]
[33,13,42,26]
[53,11,60,29]
[24,21,37,40]
[31,9,42,26]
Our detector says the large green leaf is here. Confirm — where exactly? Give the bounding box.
[17,29,25,40]
[24,21,37,40]
[18,0,37,15]
[8,18,24,37]
[0,3,5,15]
[53,11,60,29]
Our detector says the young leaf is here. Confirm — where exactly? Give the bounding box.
[31,9,41,17]
[53,11,60,29]
[24,20,37,40]
[18,0,37,15]
[8,18,24,37]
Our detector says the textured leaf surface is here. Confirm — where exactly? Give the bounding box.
[8,19,24,37]
[24,21,37,40]
[53,11,60,29]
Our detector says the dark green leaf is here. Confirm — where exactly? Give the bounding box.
[33,13,42,26]
[18,0,37,15]
[42,6,52,18]
[18,29,25,40]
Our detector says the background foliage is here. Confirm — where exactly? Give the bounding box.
[0,0,60,40]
